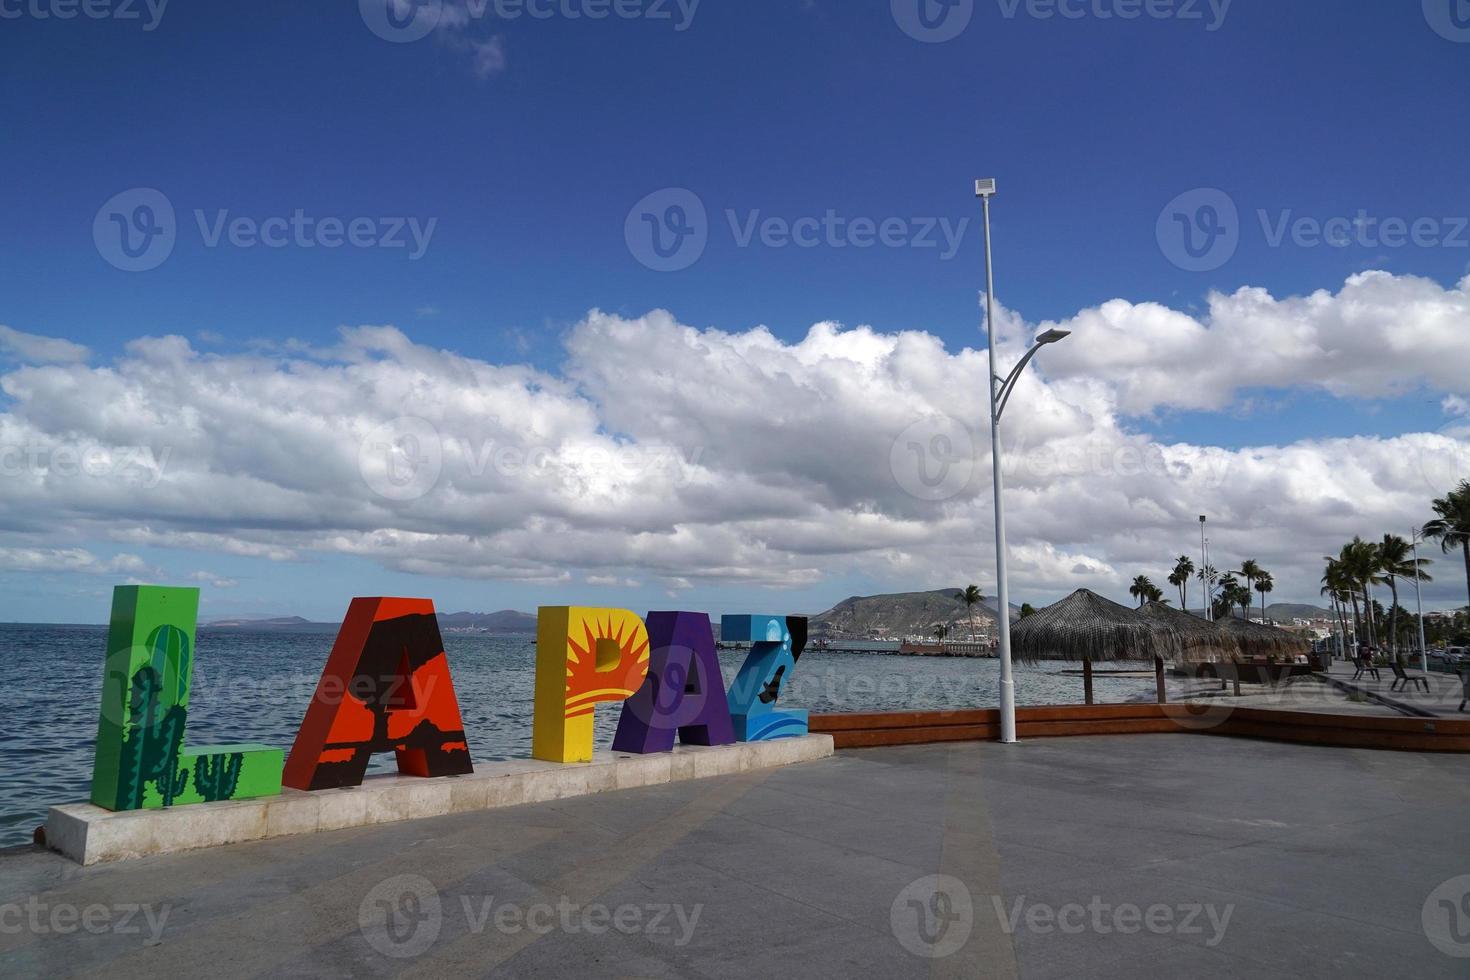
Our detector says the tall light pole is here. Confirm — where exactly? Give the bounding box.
[1411,526,1429,676]
[977,177,1070,745]
[1199,516,1210,621]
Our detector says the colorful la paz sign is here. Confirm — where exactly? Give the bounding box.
[88,587,815,814]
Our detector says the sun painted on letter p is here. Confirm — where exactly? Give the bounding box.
[532,607,650,763]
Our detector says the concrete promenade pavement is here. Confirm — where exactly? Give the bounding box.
[3,733,1469,978]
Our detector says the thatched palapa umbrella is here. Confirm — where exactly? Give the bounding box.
[1215,615,1310,659]
[1011,589,1181,663]
[1139,601,1239,663]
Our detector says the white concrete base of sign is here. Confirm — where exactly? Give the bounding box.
[44,734,834,865]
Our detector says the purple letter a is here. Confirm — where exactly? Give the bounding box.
[612,611,735,753]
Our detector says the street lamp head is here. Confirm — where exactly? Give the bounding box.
[1035,328,1070,345]
[975,178,997,198]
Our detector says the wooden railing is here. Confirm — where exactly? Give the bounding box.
[809,702,1470,753]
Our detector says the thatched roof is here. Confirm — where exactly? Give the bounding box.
[1011,589,1180,663]
[1214,615,1310,658]
[1139,601,1239,662]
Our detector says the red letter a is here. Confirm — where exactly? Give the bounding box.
[283,597,473,791]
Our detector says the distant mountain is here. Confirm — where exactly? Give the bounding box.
[202,616,337,633]
[438,610,536,633]
[202,610,537,633]
[811,588,1015,640]
[1264,603,1332,621]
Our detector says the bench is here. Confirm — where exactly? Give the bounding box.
[1389,660,1429,694]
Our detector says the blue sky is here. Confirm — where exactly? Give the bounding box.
[2,1,1469,622]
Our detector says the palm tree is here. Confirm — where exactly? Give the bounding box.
[1129,575,1156,608]
[1376,533,1433,660]
[1342,537,1383,647]
[932,623,949,651]
[1321,560,1353,651]
[1213,574,1241,619]
[1018,603,1037,618]
[954,585,984,643]
[1254,571,1273,622]
[1232,559,1263,620]
[1168,555,1194,611]
[1424,480,1470,613]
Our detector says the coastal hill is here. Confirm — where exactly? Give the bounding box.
[202,610,538,633]
[811,588,1014,640]
[438,610,538,632]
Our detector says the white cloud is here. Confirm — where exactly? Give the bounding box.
[0,547,145,575]
[0,325,90,365]
[1,271,1467,607]
[1032,271,1470,415]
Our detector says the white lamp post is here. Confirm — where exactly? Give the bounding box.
[977,177,1070,745]
[1411,527,1430,676]
[1199,516,1211,621]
